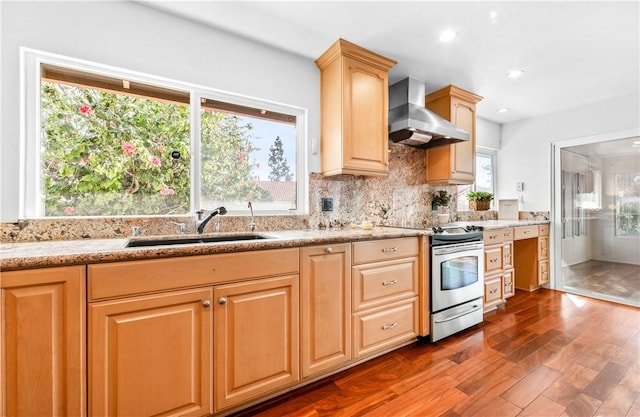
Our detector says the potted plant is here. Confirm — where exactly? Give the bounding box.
[432,190,452,225]
[431,190,452,211]
[467,191,494,211]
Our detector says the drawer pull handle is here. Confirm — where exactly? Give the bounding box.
[202,300,212,308]
[490,259,499,263]
[524,230,531,234]
[382,247,397,253]
[218,297,227,305]
[505,255,512,259]
[382,279,398,286]
[490,235,498,239]
[490,288,499,294]
[382,322,398,330]
[326,247,333,253]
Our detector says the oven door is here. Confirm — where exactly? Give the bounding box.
[431,241,484,312]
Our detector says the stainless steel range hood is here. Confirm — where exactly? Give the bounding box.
[388,77,469,148]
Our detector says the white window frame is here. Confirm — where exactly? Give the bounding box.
[20,48,308,218]
[457,147,497,211]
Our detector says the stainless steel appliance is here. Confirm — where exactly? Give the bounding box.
[388,77,470,148]
[430,226,484,342]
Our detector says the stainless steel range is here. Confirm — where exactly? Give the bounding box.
[430,225,484,342]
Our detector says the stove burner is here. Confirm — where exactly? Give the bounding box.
[431,225,484,246]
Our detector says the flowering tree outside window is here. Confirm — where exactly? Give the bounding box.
[41,82,270,216]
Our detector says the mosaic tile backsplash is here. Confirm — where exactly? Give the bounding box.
[1,144,549,243]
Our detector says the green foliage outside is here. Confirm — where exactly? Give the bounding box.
[268,136,293,181]
[41,82,268,216]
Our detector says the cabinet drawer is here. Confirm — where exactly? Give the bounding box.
[88,248,299,301]
[352,257,418,312]
[514,226,539,240]
[352,237,418,265]
[538,236,549,260]
[353,299,418,358]
[538,259,550,285]
[484,246,503,273]
[483,228,513,245]
[539,224,550,236]
[484,278,502,304]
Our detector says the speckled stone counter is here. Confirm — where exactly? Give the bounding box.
[0,219,550,271]
[456,219,550,230]
[0,227,430,271]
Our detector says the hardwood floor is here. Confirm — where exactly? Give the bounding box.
[232,289,640,417]
[563,260,640,305]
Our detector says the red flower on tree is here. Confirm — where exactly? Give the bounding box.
[64,206,75,216]
[150,156,161,167]
[79,104,92,116]
[121,142,135,157]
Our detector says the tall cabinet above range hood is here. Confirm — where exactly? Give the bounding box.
[388,77,469,149]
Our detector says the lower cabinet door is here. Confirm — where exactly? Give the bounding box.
[89,287,213,417]
[1,266,85,417]
[301,244,351,378]
[214,275,300,412]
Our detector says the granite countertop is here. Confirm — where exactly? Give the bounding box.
[0,219,549,271]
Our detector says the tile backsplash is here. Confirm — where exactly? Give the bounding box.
[1,143,548,243]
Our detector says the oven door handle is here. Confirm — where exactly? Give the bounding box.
[433,303,483,324]
[433,244,483,256]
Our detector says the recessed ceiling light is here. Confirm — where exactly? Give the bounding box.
[489,10,498,23]
[497,108,510,113]
[508,69,525,79]
[439,30,457,42]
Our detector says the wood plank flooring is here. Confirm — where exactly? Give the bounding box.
[562,260,640,305]
[231,289,640,417]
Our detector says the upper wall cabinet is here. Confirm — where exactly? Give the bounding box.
[425,85,482,184]
[315,39,396,177]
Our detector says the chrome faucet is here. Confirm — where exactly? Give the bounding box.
[195,207,227,234]
[248,201,256,232]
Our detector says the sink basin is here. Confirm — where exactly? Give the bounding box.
[125,233,270,248]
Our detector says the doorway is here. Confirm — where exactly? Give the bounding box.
[552,130,640,307]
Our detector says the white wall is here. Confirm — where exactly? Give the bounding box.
[476,117,501,151]
[499,93,640,210]
[0,1,320,222]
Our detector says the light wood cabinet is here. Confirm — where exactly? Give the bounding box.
[425,85,483,184]
[1,266,86,417]
[351,238,419,358]
[514,224,551,291]
[214,275,299,412]
[300,243,351,378]
[315,38,396,177]
[89,288,213,417]
[482,228,515,312]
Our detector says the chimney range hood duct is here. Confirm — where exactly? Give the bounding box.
[388,77,469,149]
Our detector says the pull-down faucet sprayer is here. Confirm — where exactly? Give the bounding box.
[195,206,227,234]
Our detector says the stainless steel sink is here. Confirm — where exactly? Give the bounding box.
[125,233,270,248]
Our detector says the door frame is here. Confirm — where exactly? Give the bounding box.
[551,128,639,304]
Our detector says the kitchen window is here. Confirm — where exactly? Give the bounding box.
[457,148,496,210]
[21,49,307,217]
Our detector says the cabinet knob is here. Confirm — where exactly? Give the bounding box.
[202,300,212,308]
[326,247,333,253]
[218,297,227,305]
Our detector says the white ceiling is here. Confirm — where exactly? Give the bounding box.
[141,1,639,124]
